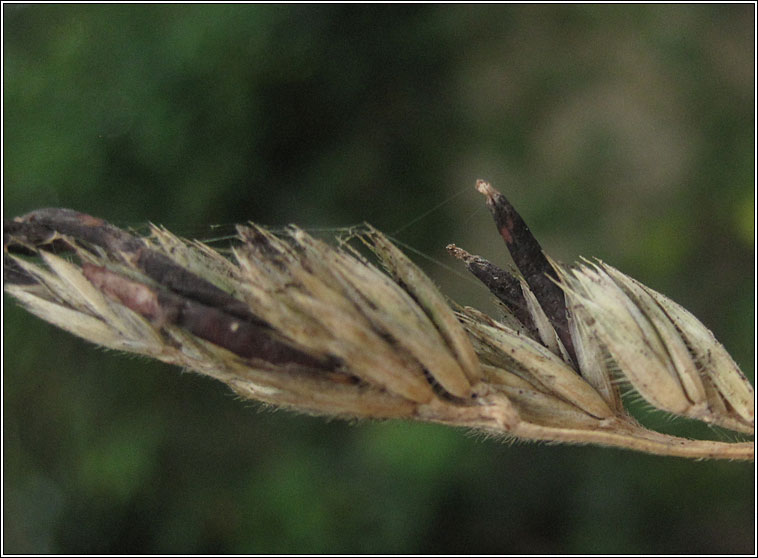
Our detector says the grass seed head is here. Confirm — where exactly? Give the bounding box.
[3,185,754,460]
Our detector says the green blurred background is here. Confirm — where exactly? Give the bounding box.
[3,4,754,554]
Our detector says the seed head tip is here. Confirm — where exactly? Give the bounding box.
[475,179,499,198]
[446,243,472,263]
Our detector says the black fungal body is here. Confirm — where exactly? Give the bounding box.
[475,181,578,367]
